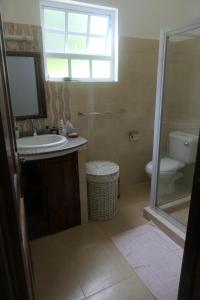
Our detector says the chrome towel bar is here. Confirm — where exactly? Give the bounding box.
[5,35,33,42]
[78,109,126,116]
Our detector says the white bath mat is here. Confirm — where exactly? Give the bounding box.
[112,222,183,300]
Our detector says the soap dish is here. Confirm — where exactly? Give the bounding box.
[67,128,79,138]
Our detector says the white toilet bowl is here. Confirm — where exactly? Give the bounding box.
[145,157,185,196]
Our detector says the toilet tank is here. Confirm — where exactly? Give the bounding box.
[169,131,198,163]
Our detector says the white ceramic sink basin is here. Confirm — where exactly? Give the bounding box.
[17,134,68,151]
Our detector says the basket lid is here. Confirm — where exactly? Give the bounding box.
[86,161,119,176]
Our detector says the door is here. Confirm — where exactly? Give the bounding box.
[0,13,35,299]
[178,131,200,299]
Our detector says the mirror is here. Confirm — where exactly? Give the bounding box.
[6,52,47,120]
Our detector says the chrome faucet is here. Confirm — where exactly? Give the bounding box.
[30,119,37,136]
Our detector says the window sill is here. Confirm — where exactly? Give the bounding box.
[45,78,118,84]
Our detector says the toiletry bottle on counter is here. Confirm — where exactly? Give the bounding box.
[66,120,73,130]
[59,119,66,136]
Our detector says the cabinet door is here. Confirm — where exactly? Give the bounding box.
[43,152,81,232]
[21,161,49,239]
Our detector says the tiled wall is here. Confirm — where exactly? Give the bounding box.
[4,22,159,187]
[3,22,71,133]
[69,37,158,186]
[167,39,200,134]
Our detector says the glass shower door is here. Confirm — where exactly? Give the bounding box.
[153,27,200,228]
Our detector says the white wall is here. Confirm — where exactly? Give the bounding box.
[75,0,187,38]
[0,0,199,39]
[184,0,200,23]
[0,0,40,26]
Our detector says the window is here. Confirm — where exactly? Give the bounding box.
[40,0,118,82]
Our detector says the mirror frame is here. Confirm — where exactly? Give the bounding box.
[6,51,47,120]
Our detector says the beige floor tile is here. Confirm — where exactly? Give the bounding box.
[96,182,150,238]
[31,234,85,300]
[86,275,155,300]
[58,222,107,252]
[35,259,85,300]
[96,211,147,238]
[31,233,64,268]
[73,240,134,298]
[31,182,153,300]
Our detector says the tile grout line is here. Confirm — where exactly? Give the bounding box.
[84,274,134,299]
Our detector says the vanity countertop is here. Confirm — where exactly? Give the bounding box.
[18,136,87,161]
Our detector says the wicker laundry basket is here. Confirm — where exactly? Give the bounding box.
[86,161,119,221]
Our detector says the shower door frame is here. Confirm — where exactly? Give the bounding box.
[150,19,200,232]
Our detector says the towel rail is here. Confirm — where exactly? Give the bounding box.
[78,109,126,116]
[5,35,33,42]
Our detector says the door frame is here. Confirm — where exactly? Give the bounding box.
[0,13,35,299]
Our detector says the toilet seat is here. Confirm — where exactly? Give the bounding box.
[146,157,185,175]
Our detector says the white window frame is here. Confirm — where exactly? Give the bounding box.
[40,0,118,82]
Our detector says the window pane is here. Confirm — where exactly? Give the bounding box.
[92,60,111,79]
[90,16,109,35]
[68,13,88,33]
[67,35,86,54]
[87,37,106,55]
[45,32,65,52]
[71,60,90,78]
[106,29,112,55]
[47,58,69,78]
[44,9,65,31]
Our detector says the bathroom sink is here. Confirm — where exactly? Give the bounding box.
[17,134,68,151]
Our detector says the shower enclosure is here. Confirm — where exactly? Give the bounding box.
[150,20,200,233]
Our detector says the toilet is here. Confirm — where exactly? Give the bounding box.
[146,131,198,196]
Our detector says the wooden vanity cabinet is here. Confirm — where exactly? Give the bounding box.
[43,152,81,233]
[21,151,81,239]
